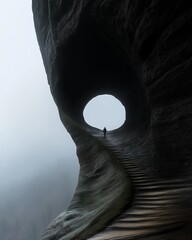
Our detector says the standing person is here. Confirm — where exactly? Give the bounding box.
[103,127,107,138]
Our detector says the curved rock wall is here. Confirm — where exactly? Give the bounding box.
[32,1,192,239]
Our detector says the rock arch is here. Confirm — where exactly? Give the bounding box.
[33,1,192,239]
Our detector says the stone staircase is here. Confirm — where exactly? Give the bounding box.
[88,133,192,240]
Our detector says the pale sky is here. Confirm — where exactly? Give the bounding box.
[84,94,125,130]
[0,0,78,195]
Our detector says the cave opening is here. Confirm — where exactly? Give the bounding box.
[83,94,126,130]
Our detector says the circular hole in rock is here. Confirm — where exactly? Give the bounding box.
[83,94,126,130]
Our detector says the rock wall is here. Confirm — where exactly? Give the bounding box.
[32,1,192,239]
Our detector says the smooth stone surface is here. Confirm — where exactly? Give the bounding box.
[32,1,192,239]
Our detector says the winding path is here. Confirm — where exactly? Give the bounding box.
[88,131,192,239]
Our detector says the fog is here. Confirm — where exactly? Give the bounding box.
[0,1,125,239]
[0,1,79,239]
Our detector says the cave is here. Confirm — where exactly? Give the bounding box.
[32,1,192,239]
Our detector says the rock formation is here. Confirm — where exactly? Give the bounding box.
[32,1,192,239]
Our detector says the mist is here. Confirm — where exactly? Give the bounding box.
[0,1,79,239]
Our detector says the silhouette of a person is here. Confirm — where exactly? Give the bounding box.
[103,127,107,138]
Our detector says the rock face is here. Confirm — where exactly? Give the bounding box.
[32,1,192,239]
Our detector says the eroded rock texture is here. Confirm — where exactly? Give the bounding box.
[32,1,192,239]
